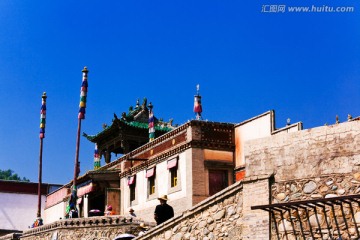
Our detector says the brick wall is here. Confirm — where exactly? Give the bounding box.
[191,148,208,205]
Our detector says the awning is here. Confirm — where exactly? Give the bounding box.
[146,167,155,178]
[251,194,360,240]
[167,158,178,169]
[77,183,95,197]
[127,175,136,186]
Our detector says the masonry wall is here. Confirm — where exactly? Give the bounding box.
[137,181,244,240]
[244,120,360,239]
[192,148,208,204]
[245,121,360,181]
[234,111,273,168]
[19,216,147,240]
[233,110,301,182]
[241,177,270,239]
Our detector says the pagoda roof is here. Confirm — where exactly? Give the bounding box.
[84,118,173,142]
[83,98,175,143]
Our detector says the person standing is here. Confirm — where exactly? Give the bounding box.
[154,195,174,225]
[129,208,137,217]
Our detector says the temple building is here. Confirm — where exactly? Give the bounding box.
[44,94,303,223]
[4,84,358,240]
[44,99,170,221]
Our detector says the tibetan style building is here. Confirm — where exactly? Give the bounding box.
[16,92,360,239]
[44,103,303,224]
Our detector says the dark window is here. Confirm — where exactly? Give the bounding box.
[170,167,178,188]
[149,176,155,195]
[209,170,228,196]
[128,175,136,203]
[130,183,136,202]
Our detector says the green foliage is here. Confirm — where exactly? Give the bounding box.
[0,169,30,182]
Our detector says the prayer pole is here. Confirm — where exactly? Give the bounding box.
[37,92,47,219]
[70,67,88,210]
[73,67,88,188]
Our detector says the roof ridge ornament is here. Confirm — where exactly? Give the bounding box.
[194,84,203,120]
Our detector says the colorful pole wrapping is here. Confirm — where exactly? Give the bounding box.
[194,84,202,120]
[78,67,88,119]
[39,92,47,138]
[148,102,155,141]
[94,143,101,170]
[68,67,89,218]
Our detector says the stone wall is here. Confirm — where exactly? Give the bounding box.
[271,173,360,239]
[272,173,360,203]
[136,181,243,240]
[245,121,360,181]
[241,176,270,239]
[18,216,153,240]
[244,120,360,239]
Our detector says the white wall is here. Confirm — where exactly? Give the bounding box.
[43,201,66,224]
[235,112,273,166]
[121,151,189,222]
[0,192,46,231]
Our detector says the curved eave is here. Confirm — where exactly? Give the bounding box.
[84,119,173,143]
[83,120,119,143]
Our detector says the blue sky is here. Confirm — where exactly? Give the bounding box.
[0,1,359,184]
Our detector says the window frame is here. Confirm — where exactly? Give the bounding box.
[168,157,181,193]
[146,166,157,200]
[128,175,137,206]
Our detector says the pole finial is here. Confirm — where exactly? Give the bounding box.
[194,84,202,120]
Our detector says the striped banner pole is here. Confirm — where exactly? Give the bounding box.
[37,92,47,220]
[69,67,88,216]
[94,143,101,170]
[148,102,155,141]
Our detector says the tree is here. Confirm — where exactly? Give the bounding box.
[0,169,30,182]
